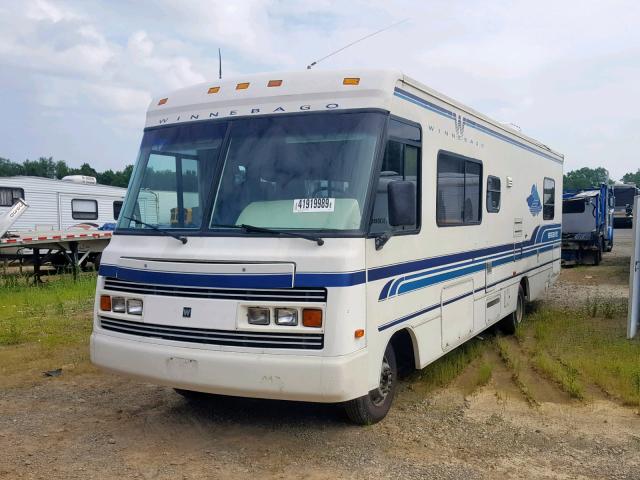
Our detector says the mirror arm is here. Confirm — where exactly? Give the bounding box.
[375,230,393,250]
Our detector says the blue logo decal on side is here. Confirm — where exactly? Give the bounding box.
[527,185,542,216]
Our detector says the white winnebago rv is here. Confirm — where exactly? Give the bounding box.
[91,70,563,424]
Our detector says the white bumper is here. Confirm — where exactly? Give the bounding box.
[90,332,369,403]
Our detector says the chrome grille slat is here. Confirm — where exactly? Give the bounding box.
[99,316,324,350]
[103,277,326,302]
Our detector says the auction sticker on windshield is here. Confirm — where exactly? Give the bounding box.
[293,198,335,213]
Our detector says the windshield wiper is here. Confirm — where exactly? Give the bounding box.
[123,215,187,244]
[212,223,324,246]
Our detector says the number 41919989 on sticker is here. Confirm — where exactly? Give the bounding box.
[293,198,335,213]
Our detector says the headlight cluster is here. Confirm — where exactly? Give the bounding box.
[100,295,143,316]
[247,307,322,327]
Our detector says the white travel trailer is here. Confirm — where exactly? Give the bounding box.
[0,176,126,232]
[91,70,563,424]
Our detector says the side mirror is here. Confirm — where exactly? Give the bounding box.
[388,180,416,227]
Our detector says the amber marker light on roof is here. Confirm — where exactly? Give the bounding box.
[236,82,250,90]
[158,98,168,105]
[208,86,220,94]
[343,77,360,85]
[267,80,283,87]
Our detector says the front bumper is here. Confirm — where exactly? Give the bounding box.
[90,331,369,403]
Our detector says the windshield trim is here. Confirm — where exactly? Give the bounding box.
[115,108,389,239]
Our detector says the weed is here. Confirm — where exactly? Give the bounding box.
[419,338,488,391]
[476,362,493,387]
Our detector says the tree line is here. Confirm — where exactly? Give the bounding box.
[1,155,639,192]
[0,156,133,188]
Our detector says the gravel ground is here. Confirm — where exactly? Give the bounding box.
[0,229,638,480]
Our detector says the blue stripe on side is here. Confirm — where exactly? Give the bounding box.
[295,271,366,288]
[99,264,294,289]
[393,87,563,164]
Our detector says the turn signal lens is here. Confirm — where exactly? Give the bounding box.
[343,77,360,85]
[302,309,323,328]
[158,98,168,105]
[355,329,365,338]
[99,295,111,311]
[236,82,250,90]
[267,79,282,87]
[207,86,220,94]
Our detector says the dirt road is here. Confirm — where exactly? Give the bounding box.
[1,230,639,480]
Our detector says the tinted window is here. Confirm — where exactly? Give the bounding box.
[0,187,24,207]
[486,175,501,213]
[436,152,482,226]
[72,199,98,220]
[113,201,123,220]
[562,199,586,214]
[370,119,421,234]
[543,178,555,220]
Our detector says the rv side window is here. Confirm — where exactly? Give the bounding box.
[436,152,482,226]
[113,201,123,220]
[486,175,501,213]
[369,118,421,234]
[0,187,24,207]
[543,178,555,220]
[72,199,98,220]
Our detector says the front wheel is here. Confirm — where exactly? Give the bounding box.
[344,343,397,425]
[500,284,525,335]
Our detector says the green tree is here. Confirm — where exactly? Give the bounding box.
[0,157,23,176]
[563,167,610,190]
[22,157,57,178]
[621,169,640,185]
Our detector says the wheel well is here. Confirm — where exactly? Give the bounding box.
[390,328,417,377]
[520,276,529,301]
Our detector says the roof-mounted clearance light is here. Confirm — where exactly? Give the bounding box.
[343,77,360,85]
[236,82,250,90]
[267,80,283,87]
[158,98,168,105]
[207,86,220,94]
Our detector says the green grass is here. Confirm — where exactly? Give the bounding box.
[417,337,488,390]
[521,306,640,406]
[495,337,538,406]
[0,274,97,385]
[475,362,493,387]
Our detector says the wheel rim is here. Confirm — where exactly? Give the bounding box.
[515,292,524,324]
[370,354,393,407]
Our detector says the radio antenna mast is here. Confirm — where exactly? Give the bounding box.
[306,18,408,70]
[218,48,222,79]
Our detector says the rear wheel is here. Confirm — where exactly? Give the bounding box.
[500,284,525,335]
[344,343,397,425]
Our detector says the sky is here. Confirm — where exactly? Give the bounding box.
[0,0,638,179]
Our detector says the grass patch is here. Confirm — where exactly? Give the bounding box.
[475,362,493,387]
[0,274,97,386]
[520,305,640,406]
[417,338,489,391]
[495,337,538,406]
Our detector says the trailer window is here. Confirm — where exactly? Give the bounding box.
[486,175,501,213]
[0,187,24,207]
[562,199,586,214]
[436,152,482,226]
[72,199,98,220]
[113,201,123,220]
[543,178,555,220]
[370,118,421,234]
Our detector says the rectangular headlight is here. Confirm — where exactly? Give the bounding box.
[247,307,270,325]
[126,298,143,315]
[275,308,298,326]
[112,297,126,313]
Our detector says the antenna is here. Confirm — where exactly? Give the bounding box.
[218,48,222,79]
[306,18,409,70]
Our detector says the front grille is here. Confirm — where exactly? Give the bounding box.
[99,316,324,350]
[103,277,326,303]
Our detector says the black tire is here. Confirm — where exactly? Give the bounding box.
[344,343,397,425]
[500,284,525,335]
[593,246,602,266]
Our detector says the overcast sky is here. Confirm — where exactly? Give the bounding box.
[0,0,638,179]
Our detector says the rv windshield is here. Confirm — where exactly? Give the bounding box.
[118,111,386,234]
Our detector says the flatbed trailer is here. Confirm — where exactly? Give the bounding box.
[0,229,113,280]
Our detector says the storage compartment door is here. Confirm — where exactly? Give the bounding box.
[441,279,474,350]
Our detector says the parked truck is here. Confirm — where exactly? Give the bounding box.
[613,183,638,228]
[561,183,614,265]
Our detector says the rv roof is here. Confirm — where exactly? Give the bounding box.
[147,69,562,161]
